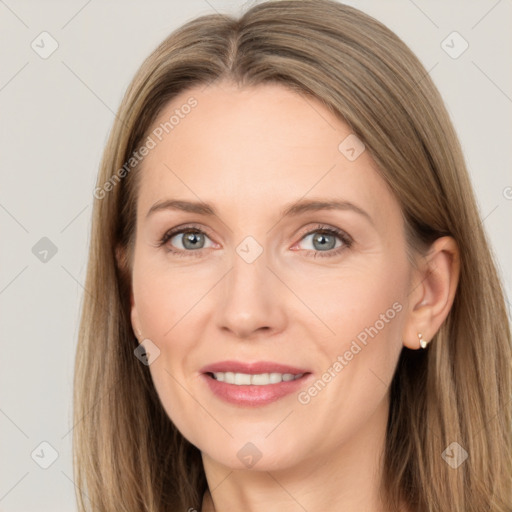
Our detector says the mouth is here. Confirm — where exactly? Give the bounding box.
[199,360,312,406]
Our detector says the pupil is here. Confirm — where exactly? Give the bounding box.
[314,233,335,251]
[183,232,203,250]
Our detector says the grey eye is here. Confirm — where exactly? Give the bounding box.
[300,231,342,251]
[170,231,212,250]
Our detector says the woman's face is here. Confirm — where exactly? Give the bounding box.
[129,81,415,472]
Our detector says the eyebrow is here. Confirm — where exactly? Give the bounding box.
[145,198,373,225]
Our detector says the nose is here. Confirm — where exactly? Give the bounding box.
[214,246,287,340]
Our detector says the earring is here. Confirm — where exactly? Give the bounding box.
[418,333,428,349]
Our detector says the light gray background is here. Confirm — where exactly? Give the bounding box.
[0,0,510,510]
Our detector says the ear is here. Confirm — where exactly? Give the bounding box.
[115,244,141,341]
[402,236,460,350]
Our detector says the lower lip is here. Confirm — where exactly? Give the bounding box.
[201,373,311,407]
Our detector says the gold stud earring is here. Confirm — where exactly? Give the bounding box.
[418,332,427,349]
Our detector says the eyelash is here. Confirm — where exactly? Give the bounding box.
[157,223,353,259]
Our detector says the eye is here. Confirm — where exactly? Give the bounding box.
[157,223,353,259]
[158,225,215,257]
[295,225,353,258]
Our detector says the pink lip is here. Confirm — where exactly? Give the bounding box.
[199,360,309,374]
[199,360,312,407]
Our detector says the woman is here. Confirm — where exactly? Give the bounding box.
[74,1,512,511]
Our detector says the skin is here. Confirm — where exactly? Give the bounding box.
[126,81,460,512]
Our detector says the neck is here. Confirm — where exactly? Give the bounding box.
[201,395,398,512]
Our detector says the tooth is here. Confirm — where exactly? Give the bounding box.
[251,373,270,385]
[214,372,225,382]
[269,372,282,384]
[282,373,294,382]
[224,372,235,384]
[235,372,252,385]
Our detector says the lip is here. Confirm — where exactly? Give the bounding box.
[199,360,309,375]
[199,360,312,407]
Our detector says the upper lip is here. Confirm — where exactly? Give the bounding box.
[200,360,310,375]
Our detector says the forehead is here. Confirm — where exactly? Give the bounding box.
[136,81,398,224]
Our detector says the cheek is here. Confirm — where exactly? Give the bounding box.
[294,253,408,346]
[132,258,213,442]
[301,253,408,400]
[295,283,406,454]
[132,255,211,338]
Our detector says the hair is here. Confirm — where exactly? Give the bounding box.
[73,1,512,511]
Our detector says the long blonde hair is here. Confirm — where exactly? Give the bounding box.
[73,1,512,510]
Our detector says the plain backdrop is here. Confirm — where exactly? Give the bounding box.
[0,0,511,510]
